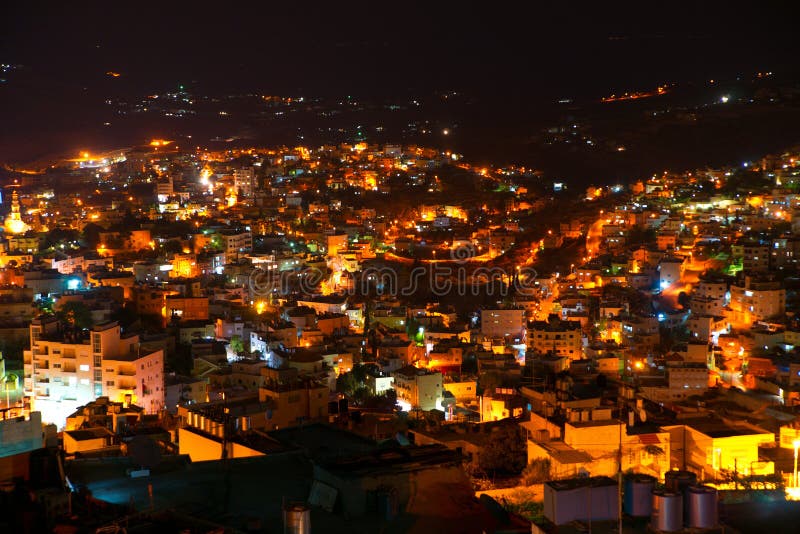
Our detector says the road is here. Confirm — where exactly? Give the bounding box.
[585,218,605,260]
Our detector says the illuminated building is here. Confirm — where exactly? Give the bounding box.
[326,233,349,257]
[527,315,583,360]
[424,344,463,373]
[23,318,164,428]
[728,276,785,325]
[6,234,41,253]
[663,417,774,479]
[176,395,272,462]
[731,239,770,273]
[233,167,255,198]
[170,253,199,278]
[258,366,329,429]
[155,175,173,198]
[64,397,144,431]
[62,427,114,455]
[392,365,442,411]
[480,387,524,422]
[377,338,416,368]
[3,190,30,235]
[657,255,686,290]
[525,409,670,480]
[217,230,252,260]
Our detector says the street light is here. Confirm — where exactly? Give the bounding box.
[794,439,800,487]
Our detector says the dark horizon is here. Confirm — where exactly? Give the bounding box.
[3,3,798,98]
[2,3,800,183]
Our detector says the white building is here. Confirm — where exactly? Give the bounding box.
[24,318,165,428]
[658,256,685,290]
[392,365,442,411]
[234,167,256,198]
[219,231,252,259]
[728,276,785,325]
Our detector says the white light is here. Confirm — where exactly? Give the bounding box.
[720,95,729,103]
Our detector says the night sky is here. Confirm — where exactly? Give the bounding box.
[3,3,797,97]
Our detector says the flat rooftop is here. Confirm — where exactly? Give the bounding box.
[680,417,771,438]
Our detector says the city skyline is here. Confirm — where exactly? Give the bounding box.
[3,4,800,533]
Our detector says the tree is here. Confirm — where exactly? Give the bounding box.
[361,389,398,412]
[229,335,244,355]
[110,304,139,329]
[57,301,94,330]
[521,458,552,485]
[479,424,527,475]
[81,223,104,249]
[336,371,359,397]
[162,240,184,254]
[41,228,80,251]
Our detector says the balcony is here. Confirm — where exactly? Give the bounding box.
[117,379,137,390]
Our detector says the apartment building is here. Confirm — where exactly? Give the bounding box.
[527,315,583,360]
[392,365,443,411]
[728,276,785,325]
[23,317,165,427]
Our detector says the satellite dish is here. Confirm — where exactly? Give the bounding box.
[128,435,162,469]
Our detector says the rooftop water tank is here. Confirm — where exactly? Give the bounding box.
[664,470,696,494]
[686,485,718,529]
[651,490,683,532]
[624,474,655,517]
[283,503,310,534]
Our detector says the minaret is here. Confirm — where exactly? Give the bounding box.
[4,190,29,234]
[10,190,21,217]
